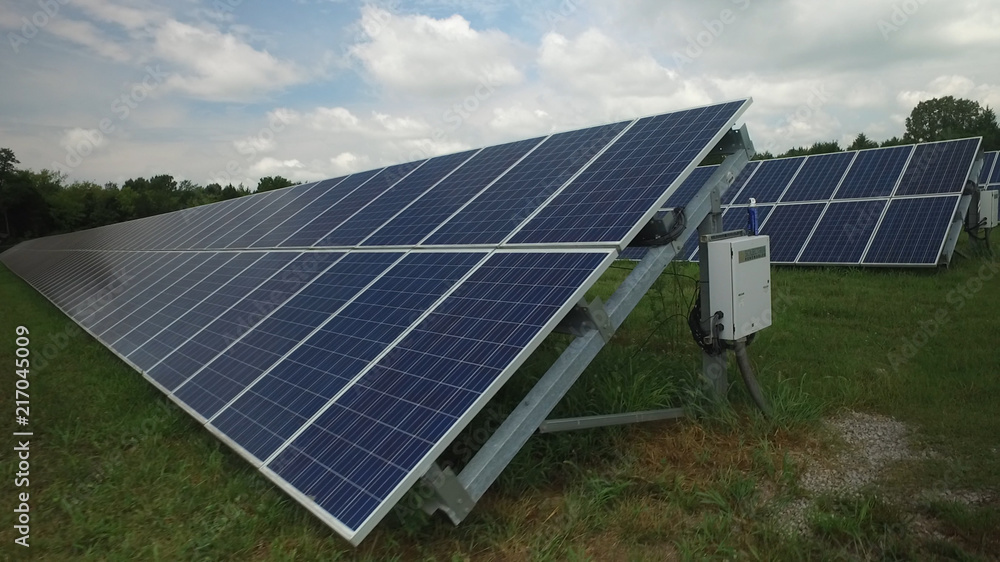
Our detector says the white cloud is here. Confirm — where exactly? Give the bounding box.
[898,76,1000,112]
[330,152,364,174]
[350,6,524,98]
[57,128,110,163]
[154,20,308,102]
[537,29,711,118]
[71,0,163,31]
[47,19,132,62]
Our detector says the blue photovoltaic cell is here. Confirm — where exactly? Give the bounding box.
[88,253,204,336]
[167,196,258,250]
[663,165,719,209]
[780,152,855,202]
[126,253,264,373]
[147,252,334,394]
[759,204,826,263]
[731,156,805,204]
[424,121,630,245]
[363,138,543,247]
[81,253,196,327]
[266,251,611,536]
[42,251,127,312]
[989,184,1000,191]
[144,252,296,390]
[511,100,747,244]
[228,182,320,248]
[207,188,304,249]
[110,253,237,358]
[798,200,886,264]
[251,174,367,248]
[979,151,997,185]
[990,152,1000,184]
[318,151,476,247]
[287,162,425,248]
[863,196,959,265]
[103,253,218,348]
[172,252,400,423]
[834,146,913,199]
[893,138,979,196]
[210,252,484,462]
[721,161,761,204]
[186,193,281,249]
[64,253,162,319]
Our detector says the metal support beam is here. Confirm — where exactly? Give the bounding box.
[424,131,755,521]
[538,408,686,433]
[697,185,729,397]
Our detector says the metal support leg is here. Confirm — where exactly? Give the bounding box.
[422,130,754,522]
[698,188,729,397]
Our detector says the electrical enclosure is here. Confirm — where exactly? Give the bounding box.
[706,235,772,340]
[981,189,999,229]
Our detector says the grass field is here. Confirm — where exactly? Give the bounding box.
[1,246,998,560]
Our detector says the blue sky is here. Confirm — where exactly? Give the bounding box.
[1,0,998,189]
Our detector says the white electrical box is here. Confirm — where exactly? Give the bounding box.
[706,235,772,340]
[981,189,999,229]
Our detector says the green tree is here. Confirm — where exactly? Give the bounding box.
[848,133,879,151]
[880,136,909,147]
[806,140,841,155]
[0,148,19,239]
[903,96,1000,149]
[257,175,295,192]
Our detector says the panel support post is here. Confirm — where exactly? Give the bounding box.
[426,127,755,524]
[698,186,728,397]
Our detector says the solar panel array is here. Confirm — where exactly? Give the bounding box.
[0,99,751,544]
[981,150,999,190]
[624,138,981,266]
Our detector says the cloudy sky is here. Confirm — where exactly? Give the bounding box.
[1,0,998,189]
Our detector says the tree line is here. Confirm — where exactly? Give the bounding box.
[0,149,295,247]
[754,96,1000,159]
[2,96,998,248]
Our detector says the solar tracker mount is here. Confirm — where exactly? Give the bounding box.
[0,99,757,544]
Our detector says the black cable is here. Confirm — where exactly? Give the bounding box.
[630,208,687,247]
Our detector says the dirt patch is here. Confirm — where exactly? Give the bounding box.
[778,410,929,534]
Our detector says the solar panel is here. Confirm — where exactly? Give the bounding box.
[362,138,543,246]
[624,138,980,267]
[181,252,400,421]
[204,251,486,457]
[990,152,1000,184]
[863,196,960,265]
[424,122,630,245]
[834,145,913,199]
[264,250,614,540]
[797,200,886,264]
[721,161,761,204]
[758,203,826,263]
[979,151,997,185]
[0,99,752,546]
[509,100,751,245]
[286,162,427,248]
[780,151,855,202]
[252,174,362,248]
[893,138,979,196]
[731,156,804,204]
[317,151,476,247]
[663,165,719,209]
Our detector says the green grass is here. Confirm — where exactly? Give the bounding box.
[1,249,998,560]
